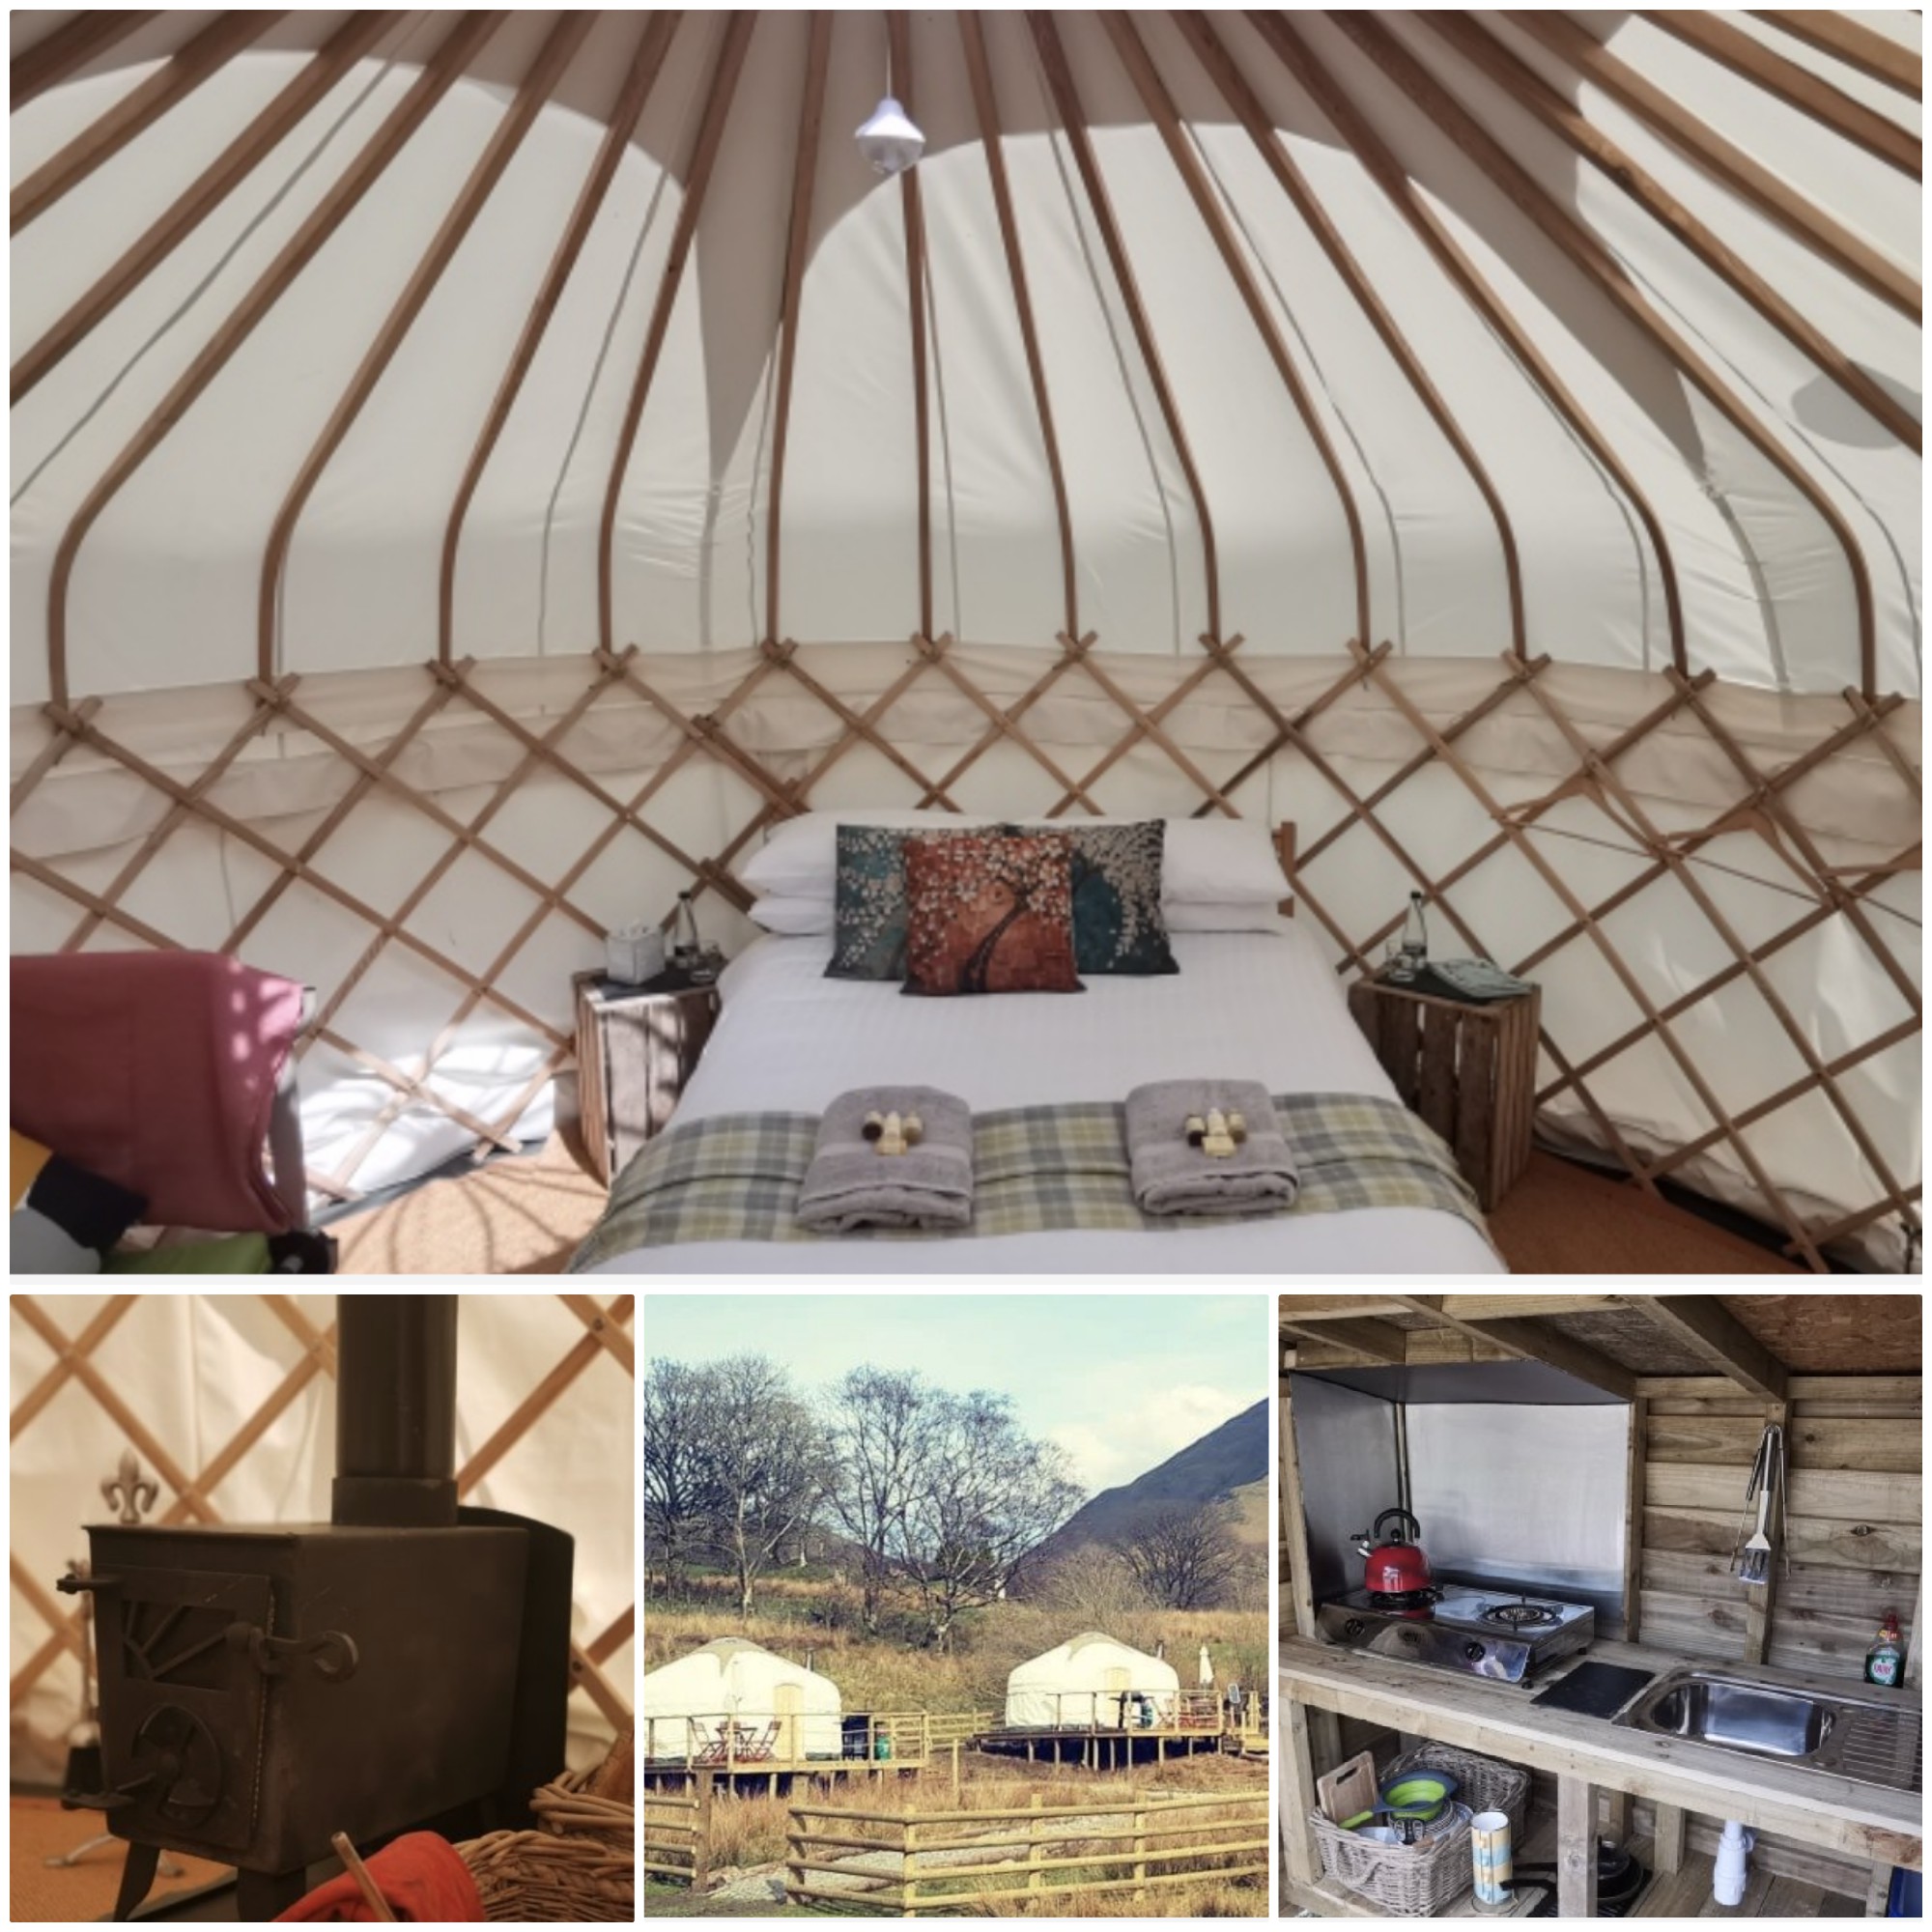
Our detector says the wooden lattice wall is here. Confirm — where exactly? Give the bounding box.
[9,1291,634,1776]
[13,639,1919,1268]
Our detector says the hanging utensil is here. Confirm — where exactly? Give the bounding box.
[1739,1423,1781,1586]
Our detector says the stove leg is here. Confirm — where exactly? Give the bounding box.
[111,1843,160,1922]
[236,1868,307,1921]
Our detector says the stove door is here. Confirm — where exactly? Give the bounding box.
[95,1564,272,1855]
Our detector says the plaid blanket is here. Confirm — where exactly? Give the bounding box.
[568,1093,1487,1270]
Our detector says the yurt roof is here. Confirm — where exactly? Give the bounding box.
[9,11,1919,695]
[10,12,1921,1264]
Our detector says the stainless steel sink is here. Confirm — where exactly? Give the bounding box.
[1614,1667,1921,1793]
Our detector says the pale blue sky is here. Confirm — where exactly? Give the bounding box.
[642,1293,1267,1492]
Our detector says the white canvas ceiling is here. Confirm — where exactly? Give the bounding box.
[9,11,1922,1264]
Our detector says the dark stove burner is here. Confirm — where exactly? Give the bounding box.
[1367,1587,1439,1613]
[1482,1600,1561,1629]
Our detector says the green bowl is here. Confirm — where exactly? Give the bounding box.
[1378,1772,1458,1821]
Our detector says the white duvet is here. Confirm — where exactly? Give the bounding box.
[588,928,1504,1275]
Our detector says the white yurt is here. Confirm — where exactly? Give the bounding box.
[1005,1631,1181,1729]
[9,11,1920,1278]
[641,1636,843,1762]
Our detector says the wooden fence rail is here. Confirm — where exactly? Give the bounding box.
[643,1778,712,1888]
[785,1787,1269,1915]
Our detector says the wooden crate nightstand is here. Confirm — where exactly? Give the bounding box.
[573,969,721,1186]
[1347,974,1541,1210]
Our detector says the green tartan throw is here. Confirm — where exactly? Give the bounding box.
[567,1093,1486,1270]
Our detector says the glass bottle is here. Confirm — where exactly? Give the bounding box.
[672,891,700,969]
[1396,893,1429,980]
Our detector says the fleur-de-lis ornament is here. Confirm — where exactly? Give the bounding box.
[101,1450,156,1525]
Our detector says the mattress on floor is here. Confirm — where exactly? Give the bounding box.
[585,927,1504,1275]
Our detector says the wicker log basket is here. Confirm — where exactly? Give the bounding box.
[458,1734,634,1921]
[1309,1743,1529,1918]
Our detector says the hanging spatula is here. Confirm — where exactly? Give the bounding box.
[1738,1424,1779,1585]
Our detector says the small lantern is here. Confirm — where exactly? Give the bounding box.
[857,95,924,177]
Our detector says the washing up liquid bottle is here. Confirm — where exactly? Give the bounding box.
[1865,1611,1904,1688]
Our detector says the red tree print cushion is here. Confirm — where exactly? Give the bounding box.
[900,831,1086,997]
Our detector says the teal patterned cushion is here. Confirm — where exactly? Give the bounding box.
[826,824,961,980]
[1052,820,1178,976]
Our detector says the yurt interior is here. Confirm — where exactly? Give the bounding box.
[9,10,1921,1277]
[1277,1290,1922,1919]
[8,1291,635,1921]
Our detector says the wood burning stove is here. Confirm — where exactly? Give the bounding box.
[59,1297,574,1920]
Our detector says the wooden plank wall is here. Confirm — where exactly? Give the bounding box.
[1637,1376,1920,1679]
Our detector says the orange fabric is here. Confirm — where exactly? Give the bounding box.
[10,1128,51,1209]
[273,1833,483,1922]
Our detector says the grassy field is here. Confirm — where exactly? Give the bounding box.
[643,1570,1270,1714]
[646,1571,1267,1915]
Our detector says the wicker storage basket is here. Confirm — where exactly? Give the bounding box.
[1308,1744,1529,1918]
[458,1771,634,1921]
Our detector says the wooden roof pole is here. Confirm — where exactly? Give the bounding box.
[762,13,834,647]
[440,13,682,664]
[12,12,160,110]
[43,10,505,710]
[1244,11,1687,674]
[1748,10,1920,98]
[260,11,595,681]
[1173,10,1522,654]
[1025,11,1223,643]
[596,13,755,654]
[1628,1297,1789,1401]
[888,12,935,643]
[1389,1296,1636,1400]
[1279,1317,1408,1364]
[1438,13,1918,452]
[1514,14,1916,319]
[1098,12,1371,648]
[1331,12,1880,699]
[11,12,404,405]
[1644,10,1919,178]
[12,12,284,234]
[960,12,1079,639]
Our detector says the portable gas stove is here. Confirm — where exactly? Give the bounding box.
[1315,1585,1595,1684]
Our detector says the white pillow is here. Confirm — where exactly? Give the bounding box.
[748,895,835,936]
[738,808,991,899]
[1164,900,1291,933]
[1006,815,1288,904]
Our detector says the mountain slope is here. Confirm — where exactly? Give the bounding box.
[1039,1397,1269,1558]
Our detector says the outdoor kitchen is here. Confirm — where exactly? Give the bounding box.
[1277,1294,1922,1919]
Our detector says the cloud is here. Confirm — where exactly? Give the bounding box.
[1047,1383,1249,1492]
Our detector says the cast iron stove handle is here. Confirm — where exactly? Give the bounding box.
[225,1623,359,1681]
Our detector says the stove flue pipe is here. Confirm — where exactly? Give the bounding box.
[332,1295,459,1527]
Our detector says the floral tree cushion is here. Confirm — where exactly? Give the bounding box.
[1039,819,1178,976]
[901,831,1086,997]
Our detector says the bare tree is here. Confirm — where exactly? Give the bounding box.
[693,1355,830,1616]
[823,1367,937,1634]
[642,1358,710,1594]
[1114,1499,1247,1609]
[894,1391,1083,1650]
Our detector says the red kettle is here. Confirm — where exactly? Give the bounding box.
[1354,1508,1437,1598]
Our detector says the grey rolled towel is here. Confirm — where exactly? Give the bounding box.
[1124,1079,1298,1217]
[797,1086,974,1233]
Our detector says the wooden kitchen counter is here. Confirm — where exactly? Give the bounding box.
[1278,1635,1921,1918]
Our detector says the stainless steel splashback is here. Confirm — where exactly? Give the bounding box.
[1403,1403,1632,1625]
[1290,1375,1401,1606]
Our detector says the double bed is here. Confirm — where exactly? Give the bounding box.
[577,920,1504,1275]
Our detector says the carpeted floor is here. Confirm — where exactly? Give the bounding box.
[329,1132,1799,1277]
[12,1794,229,1922]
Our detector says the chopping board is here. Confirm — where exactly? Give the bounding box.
[1316,1747,1378,1826]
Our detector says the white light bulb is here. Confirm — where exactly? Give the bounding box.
[856,95,924,177]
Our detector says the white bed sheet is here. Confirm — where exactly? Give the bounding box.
[592,928,1503,1275]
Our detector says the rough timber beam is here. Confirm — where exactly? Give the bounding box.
[1279,1318,1410,1366]
[1628,1297,1790,1403]
[1392,1297,1636,1400]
